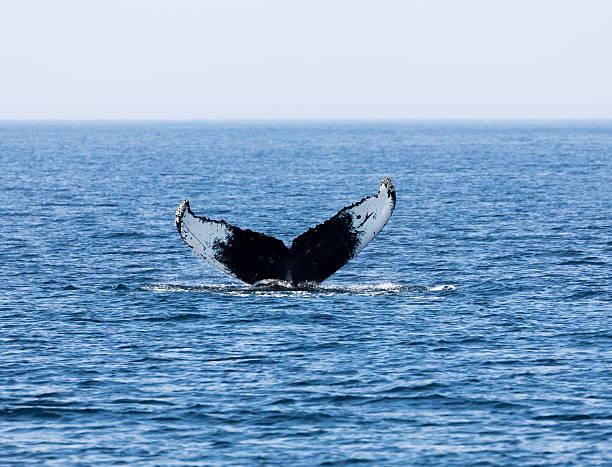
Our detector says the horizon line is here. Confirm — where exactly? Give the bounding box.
[1,117,612,122]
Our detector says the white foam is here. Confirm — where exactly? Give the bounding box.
[143,281,457,297]
[428,284,456,292]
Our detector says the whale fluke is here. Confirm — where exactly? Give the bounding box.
[176,178,396,286]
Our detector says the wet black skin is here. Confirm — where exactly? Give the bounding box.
[210,211,359,286]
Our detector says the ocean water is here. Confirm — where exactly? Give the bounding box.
[0,121,610,466]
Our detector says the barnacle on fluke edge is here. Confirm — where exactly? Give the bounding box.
[175,178,396,286]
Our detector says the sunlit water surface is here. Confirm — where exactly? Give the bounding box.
[1,121,610,465]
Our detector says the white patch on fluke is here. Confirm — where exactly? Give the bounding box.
[176,201,233,275]
[345,177,396,257]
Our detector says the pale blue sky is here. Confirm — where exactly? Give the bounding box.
[1,0,611,119]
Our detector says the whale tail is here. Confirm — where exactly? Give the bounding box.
[176,178,396,286]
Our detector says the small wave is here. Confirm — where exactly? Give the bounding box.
[380,382,448,394]
[104,232,145,239]
[565,289,604,300]
[320,458,371,466]
[532,413,609,421]
[139,313,207,322]
[0,406,103,420]
[559,258,606,266]
[111,398,175,406]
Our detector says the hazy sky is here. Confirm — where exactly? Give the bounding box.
[1,0,611,119]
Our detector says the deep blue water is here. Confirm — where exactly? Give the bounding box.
[1,121,611,465]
